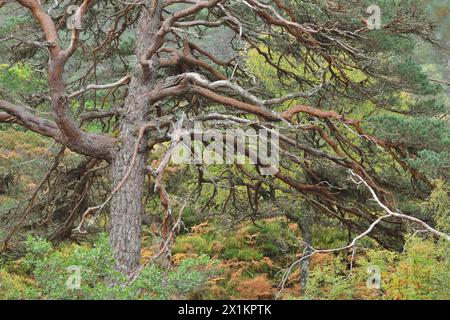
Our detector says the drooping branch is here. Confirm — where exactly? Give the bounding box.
[167,72,326,107]
[191,85,283,121]
[69,75,131,99]
[149,73,359,127]
[0,100,113,160]
[276,170,450,298]
[281,104,360,124]
[0,100,60,138]
[349,171,450,241]
[148,72,400,160]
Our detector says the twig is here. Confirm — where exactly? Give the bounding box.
[276,169,450,299]
[0,147,65,254]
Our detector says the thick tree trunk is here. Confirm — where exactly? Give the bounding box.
[109,90,148,273]
[109,7,162,274]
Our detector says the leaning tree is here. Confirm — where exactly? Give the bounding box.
[0,0,448,274]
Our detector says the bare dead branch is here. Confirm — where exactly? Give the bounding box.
[276,170,450,298]
[69,75,131,99]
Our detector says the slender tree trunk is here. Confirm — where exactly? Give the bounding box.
[109,7,162,274]
[299,205,314,295]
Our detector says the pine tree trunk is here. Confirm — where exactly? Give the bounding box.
[109,7,162,274]
[109,87,148,273]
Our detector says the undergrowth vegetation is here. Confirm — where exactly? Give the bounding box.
[1,220,448,300]
[0,0,449,301]
[0,131,448,300]
[0,234,218,300]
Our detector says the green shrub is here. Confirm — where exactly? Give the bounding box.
[304,235,450,300]
[4,234,219,300]
[250,220,298,258]
[375,237,450,300]
[134,255,219,299]
[304,256,356,300]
